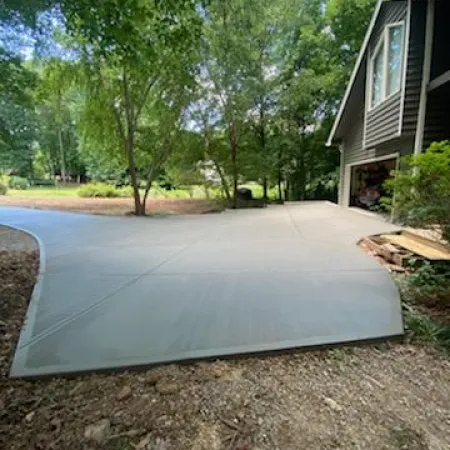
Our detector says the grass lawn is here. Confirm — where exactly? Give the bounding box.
[0,184,271,215]
[1,186,225,215]
[8,186,79,197]
[7,184,281,200]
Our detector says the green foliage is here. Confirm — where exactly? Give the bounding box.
[405,312,450,352]
[0,49,37,176]
[8,186,77,197]
[0,182,7,195]
[31,179,56,186]
[386,141,450,241]
[400,262,450,308]
[8,175,30,190]
[398,260,450,352]
[77,183,133,198]
[2,0,376,211]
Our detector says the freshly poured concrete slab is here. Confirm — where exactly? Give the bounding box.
[0,203,404,378]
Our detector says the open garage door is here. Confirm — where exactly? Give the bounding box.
[349,156,398,210]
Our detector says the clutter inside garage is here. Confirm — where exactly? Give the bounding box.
[349,158,397,209]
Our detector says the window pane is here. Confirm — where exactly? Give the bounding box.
[387,26,403,95]
[372,44,384,107]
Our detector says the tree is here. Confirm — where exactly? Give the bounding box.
[70,1,201,215]
[386,141,450,242]
[0,48,37,176]
[201,0,259,207]
[35,59,77,181]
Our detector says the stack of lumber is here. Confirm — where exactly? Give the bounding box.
[360,230,450,272]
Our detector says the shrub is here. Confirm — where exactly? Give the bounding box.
[405,312,450,351]
[8,176,30,190]
[31,179,56,186]
[0,182,7,195]
[385,140,450,241]
[77,183,133,198]
[399,262,450,308]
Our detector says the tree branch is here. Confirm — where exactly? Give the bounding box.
[134,75,159,127]
[122,66,134,135]
[111,103,126,145]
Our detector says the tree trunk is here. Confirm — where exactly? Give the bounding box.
[213,160,231,200]
[277,174,282,202]
[262,177,268,201]
[125,137,143,215]
[298,137,306,201]
[204,124,231,201]
[57,125,66,183]
[277,148,283,202]
[141,182,153,216]
[259,98,267,201]
[229,124,238,209]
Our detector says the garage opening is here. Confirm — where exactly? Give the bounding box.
[349,157,397,209]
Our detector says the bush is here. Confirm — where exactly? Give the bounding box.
[78,183,133,198]
[405,312,450,351]
[400,262,450,308]
[0,182,7,195]
[31,179,56,186]
[8,176,30,190]
[385,140,450,241]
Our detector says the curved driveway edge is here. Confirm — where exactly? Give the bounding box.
[1,202,404,378]
[4,226,46,377]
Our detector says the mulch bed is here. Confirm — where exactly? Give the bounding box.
[1,227,450,450]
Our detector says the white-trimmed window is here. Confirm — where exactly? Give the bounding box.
[370,23,404,108]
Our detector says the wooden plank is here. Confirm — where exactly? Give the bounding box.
[401,230,450,254]
[361,237,384,256]
[383,243,400,254]
[386,263,407,273]
[381,234,450,261]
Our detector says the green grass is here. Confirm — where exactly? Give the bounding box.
[6,183,281,201]
[8,186,79,197]
[405,310,450,352]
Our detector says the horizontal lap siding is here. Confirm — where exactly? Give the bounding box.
[343,112,375,165]
[364,1,407,148]
[365,92,401,147]
[402,1,426,137]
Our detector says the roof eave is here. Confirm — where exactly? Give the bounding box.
[326,0,387,147]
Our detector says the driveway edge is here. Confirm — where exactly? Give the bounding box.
[7,225,46,378]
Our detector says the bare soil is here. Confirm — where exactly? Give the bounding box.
[1,227,450,450]
[0,196,223,215]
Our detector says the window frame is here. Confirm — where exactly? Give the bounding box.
[368,21,405,110]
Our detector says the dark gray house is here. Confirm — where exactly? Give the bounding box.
[327,0,450,208]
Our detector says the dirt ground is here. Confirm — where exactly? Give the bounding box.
[1,227,450,450]
[0,196,223,215]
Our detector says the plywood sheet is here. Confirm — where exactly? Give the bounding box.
[381,234,450,261]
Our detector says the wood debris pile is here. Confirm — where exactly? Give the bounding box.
[360,230,450,273]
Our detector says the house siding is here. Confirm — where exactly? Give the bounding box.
[402,0,426,137]
[365,92,402,147]
[424,88,450,148]
[430,1,450,80]
[364,1,407,148]
[423,1,450,149]
[343,112,371,166]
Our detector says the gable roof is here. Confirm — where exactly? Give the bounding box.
[326,0,387,146]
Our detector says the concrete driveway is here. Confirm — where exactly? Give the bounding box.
[2,202,403,378]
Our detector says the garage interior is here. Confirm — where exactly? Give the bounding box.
[349,157,397,209]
